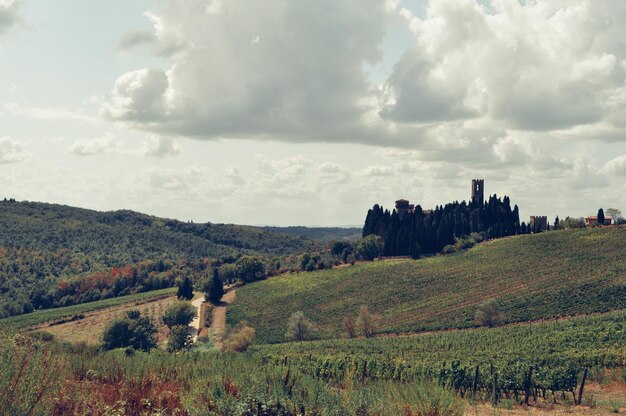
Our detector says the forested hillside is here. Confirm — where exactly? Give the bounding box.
[0,200,318,318]
[229,227,626,343]
[0,200,316,261]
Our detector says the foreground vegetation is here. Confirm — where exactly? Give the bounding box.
[3,307,626,414]
[0,334,464,416]
[229,227,626,343]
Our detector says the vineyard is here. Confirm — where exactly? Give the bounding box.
[229,227,626,343]
[254,309,626,404]
[0,288,176,330]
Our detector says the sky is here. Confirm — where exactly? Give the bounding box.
[1,0,626,226]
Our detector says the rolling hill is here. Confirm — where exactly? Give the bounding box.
[0,199,318,318]
[0,200,318,262]
[228,227,626,343]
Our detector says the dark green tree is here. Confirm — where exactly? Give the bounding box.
[235,256,266,282]
[356,235,383,260]
[554,216,560,230]
[597,208,605,226]
[167,325,192,352]
[102,310,157,351]
[330,241,352,257]
[205,268,225,305]
[176,276,194,300]
[162,301,196,328]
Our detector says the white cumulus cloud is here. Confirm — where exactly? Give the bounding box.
[0,136,25,163]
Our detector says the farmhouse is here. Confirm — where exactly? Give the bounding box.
[584,216,612,226]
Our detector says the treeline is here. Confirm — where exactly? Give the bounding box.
[363,195,521,257]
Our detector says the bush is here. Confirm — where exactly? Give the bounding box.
[102,310,157,351]
[344,316,356,338]
[356,235,383,261]
[356,306,379,338]
[163,301,196,329]
[168,325,193,352]
[204,303,215,328]
[285,311,317,341]
[475,299,502,328]
[226,322,255,352]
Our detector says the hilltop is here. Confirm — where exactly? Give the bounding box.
[228,227,626,343]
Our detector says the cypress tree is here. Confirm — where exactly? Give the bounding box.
[597,208,605,226]
[206,268,225,305]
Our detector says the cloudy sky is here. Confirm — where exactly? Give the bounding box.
[1,0,626,226]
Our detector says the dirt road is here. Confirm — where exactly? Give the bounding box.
[211,289,237,350]
[189,296,205,342]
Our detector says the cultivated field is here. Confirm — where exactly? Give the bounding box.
[30,293,179,345]
[228,228,626,343]
[0,288,177,330]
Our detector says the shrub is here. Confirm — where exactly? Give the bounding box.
[204,303,215,328]
[356,306,379,338]
[163,301,196,329]
[344,316,356,338]
[102,310,157,351]
[475,299,502,328]
[285,311,316,341]
[356,235,383,261]
[226,322,255,352]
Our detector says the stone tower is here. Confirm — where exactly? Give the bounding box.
[471,179,484,206]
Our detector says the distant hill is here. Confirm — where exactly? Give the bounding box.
[0,200,318,317]
[262,226,362,242]
[228,227,626,343]
[0,200,318,262]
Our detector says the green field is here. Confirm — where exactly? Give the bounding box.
[228,228,626,343]
[0,288,176,330]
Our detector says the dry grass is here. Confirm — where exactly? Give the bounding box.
[31,295,178,346]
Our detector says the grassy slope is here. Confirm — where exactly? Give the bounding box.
[0,288,176,329]
[228,227,626,343]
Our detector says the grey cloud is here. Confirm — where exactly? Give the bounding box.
[118,30,157,50]
[0,0,20,35]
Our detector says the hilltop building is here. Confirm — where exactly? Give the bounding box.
[395,179,487,218]
[530,216,548,232]
[471,179,484,206]
[584,216,612,226]
[395,199,414,219]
